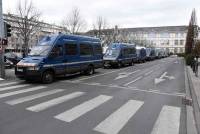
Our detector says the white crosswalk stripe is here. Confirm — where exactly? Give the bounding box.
[94,100,144,134]
[0,86,46,99]
[6,89,64,105]
[151,105,181,134]
[0,82,19,87]
[26,92,85,112]
[0,84,30,91]
[54,95,112,122]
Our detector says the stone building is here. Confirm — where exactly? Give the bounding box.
[86,25,200,53]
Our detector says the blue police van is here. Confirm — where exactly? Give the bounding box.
[103,43,137,68]
[15,34,103,83]
[136,46,147,63]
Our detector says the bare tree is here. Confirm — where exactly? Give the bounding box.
[62,7,86,34]
[15,0,41,57]
[93,16,107,38]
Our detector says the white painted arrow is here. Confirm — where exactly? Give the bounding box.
[154,72,175,85]
[115,70,140,80]
[155,78,165,85]
[164,75,175,80]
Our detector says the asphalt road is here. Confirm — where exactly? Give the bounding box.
[0,56,187,134]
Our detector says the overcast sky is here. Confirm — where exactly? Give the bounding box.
[2,0,200,31]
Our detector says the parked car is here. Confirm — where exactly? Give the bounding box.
[15,34,103,83]
[4,52,22,65]
[103,43,137,68]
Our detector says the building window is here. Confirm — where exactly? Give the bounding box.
[180,48,184,53]
[174,40,178,45]
[180,40,184,45]
[149,33,156,38]
[175,33,179,38]
[170,33,175,38]
[160,33,170,38]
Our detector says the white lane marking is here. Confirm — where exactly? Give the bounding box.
[6,89,64,105]
[0,86,46,99]
[123,76,143,86]
[64,81,186,97]
[94,100,144,134]
[115,70,140,80]
[26,92,85,112]
[55,95,112,122]
[151,105,181,134]
[145,70,154,76]
[70,67,134,81]
[0,84,30,91]
[0,82,19,87]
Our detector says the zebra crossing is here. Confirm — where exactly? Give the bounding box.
[0,81,182,134]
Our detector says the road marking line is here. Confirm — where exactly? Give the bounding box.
[0,86,46,99]
[151,105,181,134]
[145,70,154,76]
[26,92,85,112]
[94,100,144,134]
[70,67,135,81]
[64,81,186,97]
[0,84,30,91]
[123,76,143,86]
[0,82,19,87]
[6,89,63,105]
[115,70,140,80]
[55,95,112,122]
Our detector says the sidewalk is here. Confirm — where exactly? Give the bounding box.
[187,66,200,134]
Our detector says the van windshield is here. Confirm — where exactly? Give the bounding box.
[104,49,120,57]
[29,45,52,56]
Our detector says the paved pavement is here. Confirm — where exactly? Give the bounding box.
[187,66,200,134]
[0,57,191,134]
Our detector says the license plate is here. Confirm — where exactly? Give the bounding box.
[17,68,23,72]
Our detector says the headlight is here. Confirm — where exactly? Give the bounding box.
[27,66,40,71]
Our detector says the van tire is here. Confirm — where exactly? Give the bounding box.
[117,62,122,68]
[85,65,95,75]
[130,60,134,66]
[42,71,54,84]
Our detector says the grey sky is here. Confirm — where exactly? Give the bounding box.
[2,0,200,30]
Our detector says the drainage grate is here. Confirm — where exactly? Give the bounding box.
[182,96,192,106]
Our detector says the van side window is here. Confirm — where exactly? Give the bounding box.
[94,45,102,55]
[65,43,77,55]
[80,44,93,56]
[50,45,63,57]
[122,48,129,56]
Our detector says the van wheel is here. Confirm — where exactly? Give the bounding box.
[86,65,95,75]
[42,71,54,84]
[130,60,134,66]
[117,62,122,68]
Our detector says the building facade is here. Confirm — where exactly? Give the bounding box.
[3,13,65,52]
[87,26,200,53]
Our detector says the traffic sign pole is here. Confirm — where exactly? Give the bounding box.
[0,0,5,79]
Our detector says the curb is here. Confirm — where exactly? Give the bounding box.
[186,66,200,134]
